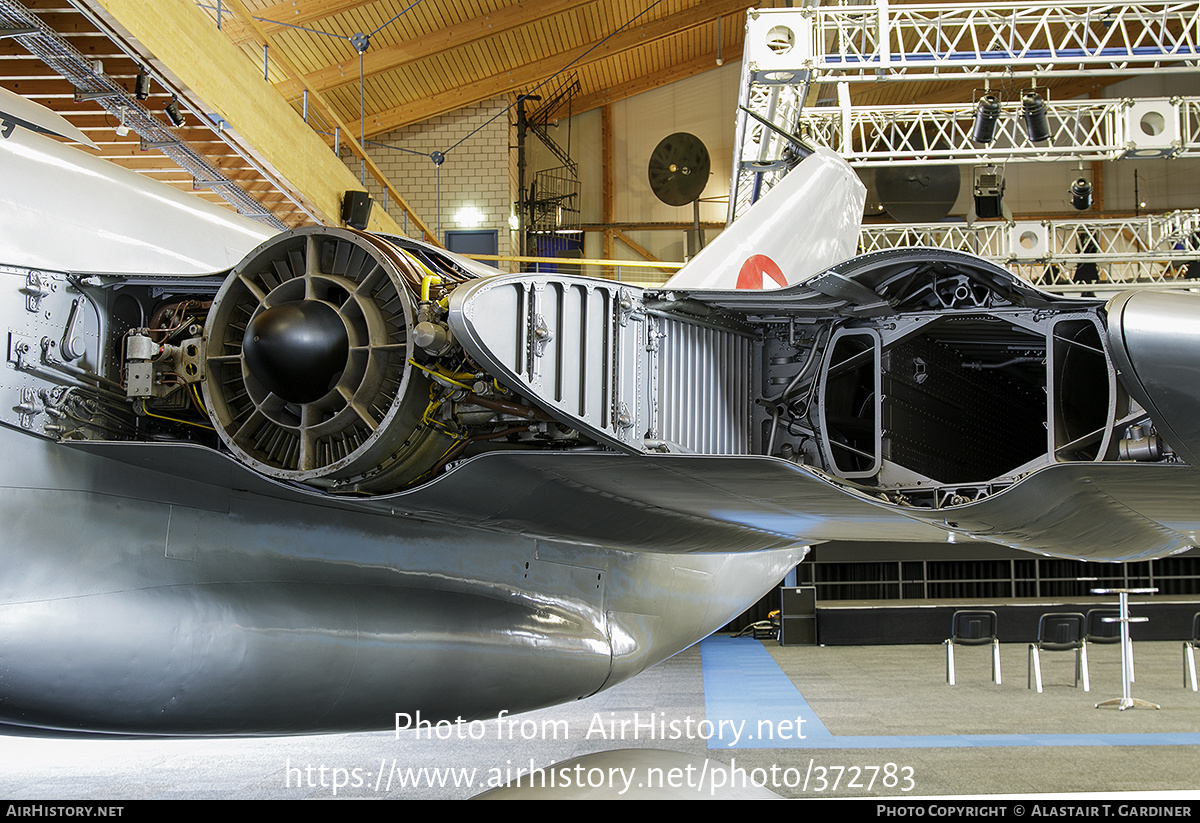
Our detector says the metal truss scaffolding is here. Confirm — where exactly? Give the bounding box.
[794,0,1200,82]
[729,1,1200,220]
[800,97,1200,165]
[859,210,1200,290]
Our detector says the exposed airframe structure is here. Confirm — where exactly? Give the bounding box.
[1,59,1200,736]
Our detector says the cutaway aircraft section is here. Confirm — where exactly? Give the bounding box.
[3,223,1195,558]
[2,123,1198,736]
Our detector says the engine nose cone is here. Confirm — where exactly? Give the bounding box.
[243,300,349,403]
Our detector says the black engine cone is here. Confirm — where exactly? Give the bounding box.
[242,300,349,403]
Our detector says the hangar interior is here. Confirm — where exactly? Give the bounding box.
[2,0,1200,799]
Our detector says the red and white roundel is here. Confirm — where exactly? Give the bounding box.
[736,254,788,289]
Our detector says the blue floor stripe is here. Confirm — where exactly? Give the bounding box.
[700,635,1200,749]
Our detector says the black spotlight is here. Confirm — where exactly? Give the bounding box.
[971,94,1001,144]
[1071,178,1093,211]
[164,97,185,128]
[1021,91,1050,143]
[134,69,150,101]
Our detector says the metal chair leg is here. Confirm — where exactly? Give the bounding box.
[1185,642,1197,691]
[992,639,1001,685]
[1029,644,1043,693]
[1080,643,1090,692]
[946,640,955,685]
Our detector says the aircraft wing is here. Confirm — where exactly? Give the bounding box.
[68,440,1198,561]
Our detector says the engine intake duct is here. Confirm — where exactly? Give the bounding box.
[881,318,1047,484]
[202,228,452,493]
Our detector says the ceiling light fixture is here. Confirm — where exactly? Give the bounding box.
[164,97,185,128]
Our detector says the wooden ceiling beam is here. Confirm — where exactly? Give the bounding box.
[296,0,598,95]
[173,0,438,242]
[0,35,122,56]
[228,0,381,42]
[363,0,754,137]
[568,49,732,118]
[4,11,115,33]
[0,78,145,95]
[0,56,139,76]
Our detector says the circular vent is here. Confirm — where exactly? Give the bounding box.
[202,228,449,492]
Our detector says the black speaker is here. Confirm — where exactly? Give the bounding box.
[779,586,816,645]
[972,166,1005,220]
[342,191,372,229]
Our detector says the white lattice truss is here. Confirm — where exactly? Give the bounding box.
[799,0,1200,81]
[728,1,1200,219]
[859,211,1200,289]
[799,97,1200,165]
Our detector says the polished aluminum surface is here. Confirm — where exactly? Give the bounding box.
[0,128,273,275]
[0,427,801,734]
[1107,290,1200,467]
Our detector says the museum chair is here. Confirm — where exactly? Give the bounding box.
[1028,612,1089,693]
[945,610,1001,686]
[1184,613,1200,691]
[1086,608,1134,682]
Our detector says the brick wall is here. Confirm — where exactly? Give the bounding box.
[341,97,517,265]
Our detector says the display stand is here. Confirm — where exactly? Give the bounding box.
[1091,587,1160,710]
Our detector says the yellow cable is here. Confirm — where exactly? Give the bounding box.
[420,273,443,302]
[190,383,208,415]
[408,359,474,391]
[141,400,215,432]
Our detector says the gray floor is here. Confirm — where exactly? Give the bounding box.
[2,639,1199,799]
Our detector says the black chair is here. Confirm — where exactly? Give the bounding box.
[1028,612,1089,693]
[945,610,1000,685]
[1086,608,1134,682]
[1184,613,1200,691]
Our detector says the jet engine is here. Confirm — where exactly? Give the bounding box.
[201,228,459,493]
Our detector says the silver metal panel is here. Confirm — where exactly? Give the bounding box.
[654,316,752,454]
[1107,290,1200,467]
[66,436,1200,562]
[0,425,803,734]
[449,273,652,451]
[0,128,273,274]
[452,274,758,455]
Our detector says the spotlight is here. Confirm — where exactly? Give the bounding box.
[1070,178,1092,211]
[1073,261,1099,285]
[1021,91,1050,143]
[114,108,129,137]
[164,98,185,128]
[973,165,1005,219]
[134,69,150,101]
[971,94,1001,144]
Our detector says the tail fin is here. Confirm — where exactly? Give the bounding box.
[663,147,865,291]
